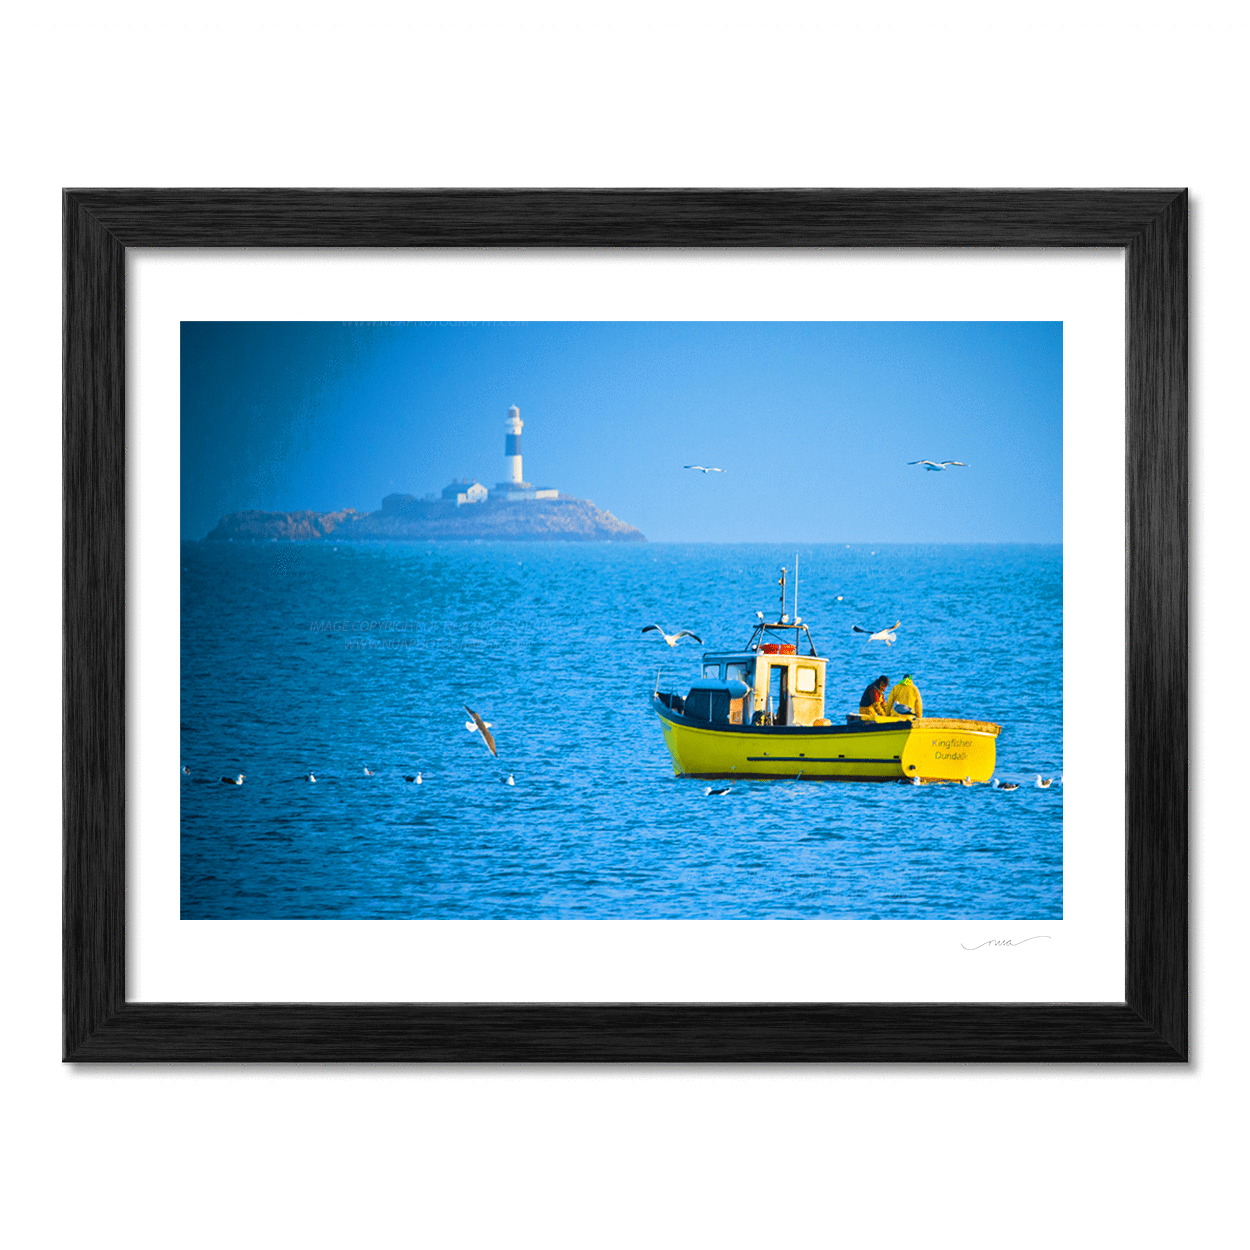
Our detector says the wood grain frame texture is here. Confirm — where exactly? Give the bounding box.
[63,189,1188,1062]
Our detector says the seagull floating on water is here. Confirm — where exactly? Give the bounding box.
[363,766,374,777]
[852,620,900,646]
[994,780,1020,791]
[684,465,726,474]
[1035,775,1053,789]
[306,773,317,783]
[404,772,423,784]
[908,460,968,471]
[642,625,703,647]
[704,784,733,795]
[182,765,191,776]
[220,774,245,785]
[505,774,515,786]
[464,705,498,757]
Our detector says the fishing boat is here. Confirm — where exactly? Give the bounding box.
[650,567,1001,783]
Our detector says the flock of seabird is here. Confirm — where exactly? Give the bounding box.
[202,465,1026,804]
[893,775,1060,791]
[188,702,514,790]
[645,614,902,651]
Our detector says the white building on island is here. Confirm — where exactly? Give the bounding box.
[441,478,488,507]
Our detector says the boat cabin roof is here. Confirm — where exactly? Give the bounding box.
[747,620,820,657]
[700,619,823,665]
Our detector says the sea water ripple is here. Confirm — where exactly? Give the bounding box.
[180,541,1062,919]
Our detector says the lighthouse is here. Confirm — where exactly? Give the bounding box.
[503,405,527,487]
[494,404,559,501]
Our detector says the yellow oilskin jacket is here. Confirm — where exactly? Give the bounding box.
[886,679,923,718]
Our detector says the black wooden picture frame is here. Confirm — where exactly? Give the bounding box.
[63,188,1187,1062]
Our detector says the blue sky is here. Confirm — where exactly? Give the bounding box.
[181,321,1061,543]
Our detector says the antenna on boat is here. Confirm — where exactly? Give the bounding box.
[794,553,800,649]
[778,566,787,622]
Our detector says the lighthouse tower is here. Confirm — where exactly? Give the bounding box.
[503,405,527,487]
[495,404,558,500]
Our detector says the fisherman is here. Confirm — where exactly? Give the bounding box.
[858,674,890,721]
[886,673,923,718]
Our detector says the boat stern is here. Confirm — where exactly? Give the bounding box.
[900,717,1001,783]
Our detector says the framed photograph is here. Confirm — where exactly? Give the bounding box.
[64,189,1186,1061]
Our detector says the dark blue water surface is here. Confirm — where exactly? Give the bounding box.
[181,541,1062,919]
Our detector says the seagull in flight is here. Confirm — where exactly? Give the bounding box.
[684,465,726,474]
[852,620,901,646]
[908,460,967,471]
[641,625,703,647]
[464,704,498,757]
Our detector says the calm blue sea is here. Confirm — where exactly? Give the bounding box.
[180,541,1062,919]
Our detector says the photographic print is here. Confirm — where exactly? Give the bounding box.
[180,319,1063,921]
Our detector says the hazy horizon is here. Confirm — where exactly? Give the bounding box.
[181,321,1062,543]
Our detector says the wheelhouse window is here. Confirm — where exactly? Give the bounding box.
[726,662,748,683]
[702,663,721,679]
[795,666,817,694]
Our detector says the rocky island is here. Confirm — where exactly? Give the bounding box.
[206,492,645,543]
[205,405,645,543]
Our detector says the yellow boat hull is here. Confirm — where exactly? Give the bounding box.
[653,697,1000,782]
